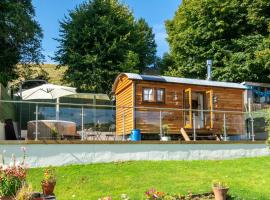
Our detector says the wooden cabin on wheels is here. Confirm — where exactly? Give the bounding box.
[112,73,246,140]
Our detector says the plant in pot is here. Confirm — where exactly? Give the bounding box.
[41,167,56,196]
[160,124,171,141]
[16,183,34,200]
[212,180,229,200]
[51,126,58,140]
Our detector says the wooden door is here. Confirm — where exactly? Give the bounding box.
[205,90,213,129]
[184,88,192,128]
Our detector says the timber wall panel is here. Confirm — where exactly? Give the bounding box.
[134,81,244,135]
[115,75,134,135]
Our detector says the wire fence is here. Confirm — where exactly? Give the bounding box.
[0,100,269,141]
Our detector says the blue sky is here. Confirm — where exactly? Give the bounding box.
[32,0,181,63]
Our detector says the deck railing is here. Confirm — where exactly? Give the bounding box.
[0,100,268,141]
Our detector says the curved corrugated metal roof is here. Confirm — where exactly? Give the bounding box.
[112,73,246,93]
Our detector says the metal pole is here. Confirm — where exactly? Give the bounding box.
[19,82,22,139]
[122,108,125,141]
[160,110,162,138]
[35,104,38,141]
[193,113,196,141]
[56,97,60,120]
[93,95,96,129]
[223,113,227,141]
[248,97,252,140]
[81,106,84,141]
[251,116,255,142]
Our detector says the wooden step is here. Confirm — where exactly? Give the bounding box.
[180,128,220,141]
[180,128,190,141]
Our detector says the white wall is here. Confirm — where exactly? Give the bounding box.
[0,123,5,140]
[0,143,268,168]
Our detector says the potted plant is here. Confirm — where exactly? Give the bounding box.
[160,124,171,141]
[51,126,58,140]
[212,181,229,200]
[16,183,34,200]
[0,148,28,200]
[41,167,56,196]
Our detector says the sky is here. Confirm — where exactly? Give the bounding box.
[32,0,181,63]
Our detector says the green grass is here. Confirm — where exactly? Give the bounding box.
[27,157,270,200]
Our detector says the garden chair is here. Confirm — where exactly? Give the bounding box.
[85,128,97,140]
[105,124,116,141]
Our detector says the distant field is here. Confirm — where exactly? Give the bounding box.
[28,157,270,200]
[41,64,68,85]
[14,64,68,86]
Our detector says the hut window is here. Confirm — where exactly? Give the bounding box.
[143,88,154,102]
[156,88,165,102]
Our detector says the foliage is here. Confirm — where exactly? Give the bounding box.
[0,0,43,87]
[212,181,229,189]
[162,124,169,136]
[264,109,270,142]
[0,148,27,197]
[145,188,165,200]
[15,183,34,200]
[42,167,56,184]
[165,0,270,83]
[50,126,58,139]
[55,0,157,94]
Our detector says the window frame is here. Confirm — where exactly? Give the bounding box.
[142,87,155,102]
[156,88,165,103]
[142,87,165,103]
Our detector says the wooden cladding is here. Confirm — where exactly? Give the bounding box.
[115,76,134,135]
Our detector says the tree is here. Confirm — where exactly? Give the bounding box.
[0,0,43,87]
[165,0,270,83]
[55,0,157,94]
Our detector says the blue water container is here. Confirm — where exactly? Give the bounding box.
[131,129,141,141]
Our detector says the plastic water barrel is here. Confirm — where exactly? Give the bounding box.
[131,129,141,141]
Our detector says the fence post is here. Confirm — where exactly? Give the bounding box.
[35,104,39,141]
[193,112,196,141]
[223,113,227,141]
[81,106,84,141]
[160,110,162,138]
[122,108,125,141]
[251,115,255,142]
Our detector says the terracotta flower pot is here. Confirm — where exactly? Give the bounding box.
[213,187,229,200]
[41,181,56,196]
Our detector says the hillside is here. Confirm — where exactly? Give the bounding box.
[14,64,68,86]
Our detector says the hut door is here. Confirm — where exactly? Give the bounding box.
[184,88,192,128]
[205,90,213,129]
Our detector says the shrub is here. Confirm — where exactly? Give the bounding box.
[0,147,28,197]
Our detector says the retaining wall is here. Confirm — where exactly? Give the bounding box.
[0,141,268,168]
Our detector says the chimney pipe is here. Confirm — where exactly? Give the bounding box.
[206,59,212,81]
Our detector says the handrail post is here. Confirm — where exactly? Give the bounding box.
[122,108,125,141]
[35,104,39,141]
[223,113,227,141]
[81,106,84,141]
[251,115,255,142]
[160,110,162,138]
[193,112,196,141]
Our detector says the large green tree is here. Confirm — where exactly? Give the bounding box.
[55,0,157,94]
[165,0,270,82]
[0,0,43,87]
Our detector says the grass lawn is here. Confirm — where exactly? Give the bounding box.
[27,157,270,200]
